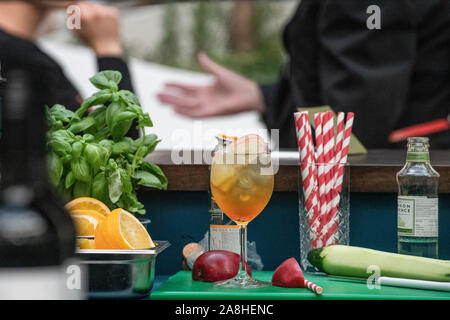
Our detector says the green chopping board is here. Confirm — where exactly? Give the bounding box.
[151,271,450,300]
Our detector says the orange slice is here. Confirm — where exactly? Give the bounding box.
[71,209,105,236]
[94,208,155,249]
[217,133,238,142]
[76,239,95,249]
[94,219,115,249]
[65,197,111,216]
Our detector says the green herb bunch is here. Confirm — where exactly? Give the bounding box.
[47,71,167,214]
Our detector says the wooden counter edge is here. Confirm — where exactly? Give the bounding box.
[150,164,450,194]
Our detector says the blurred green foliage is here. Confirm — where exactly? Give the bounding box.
[209,34,284,84]
[152,1,286,84]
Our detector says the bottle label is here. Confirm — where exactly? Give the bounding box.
[398,196,438,237]
[406,152,430,162]
[210,225,240,254]
[0,260,85,300]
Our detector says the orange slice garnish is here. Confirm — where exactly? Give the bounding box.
[65,197,111,216]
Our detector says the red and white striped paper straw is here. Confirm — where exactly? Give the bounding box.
[304,114,321,235]
[322,112,354,246]
[335,112,354,192]
[333,112,345,184]
[310,113,327,247]
[321,112,345,246]
[294,112,319,225]
[304,279,323,295]
[320,113,334,226]
[316,112,334,246]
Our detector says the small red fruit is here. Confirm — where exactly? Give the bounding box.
[272,258,305,288]
[192,250,252,282]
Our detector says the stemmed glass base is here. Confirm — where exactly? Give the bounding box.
[214,224,271,289]
[215,276,270,289]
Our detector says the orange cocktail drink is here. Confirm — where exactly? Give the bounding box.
[209,134,274,288]
[210,161,273,224]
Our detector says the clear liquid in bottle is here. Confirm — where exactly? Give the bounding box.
[397,137,439,258]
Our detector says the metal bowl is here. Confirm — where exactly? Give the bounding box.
[76,241,170,299]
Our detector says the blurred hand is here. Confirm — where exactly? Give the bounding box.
[71,2,122,57]
[157,53,266,118]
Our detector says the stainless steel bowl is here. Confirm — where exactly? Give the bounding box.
[76,241,170,299]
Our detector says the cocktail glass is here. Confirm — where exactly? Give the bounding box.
[210,134,274,288]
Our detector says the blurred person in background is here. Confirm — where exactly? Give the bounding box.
[158,0,449,149]
[0,1,134,113]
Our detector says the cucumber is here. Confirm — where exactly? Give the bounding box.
[308,245,450,282]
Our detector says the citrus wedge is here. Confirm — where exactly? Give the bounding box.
[115,209,155,249]
[71,209,105,236]
[94,208,155,249]
[94,219,115,249]
[65,197,111,216]
[76,239,95,249]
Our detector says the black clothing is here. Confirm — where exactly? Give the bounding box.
[262,0,450,149]
[0,29,135,114]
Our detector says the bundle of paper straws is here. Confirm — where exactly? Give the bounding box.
[294,111,354,248]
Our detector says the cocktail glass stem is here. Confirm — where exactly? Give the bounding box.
[236,224,250,281]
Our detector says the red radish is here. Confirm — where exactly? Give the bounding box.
[192,250,251,282]
[272,258,323,294]
[272,258,305,288]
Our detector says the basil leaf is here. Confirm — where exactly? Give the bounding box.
[120,192,145,215]
[82,134,95,143]
[141,162,168,190]
[48,136,72,156]
[47,118,63,132]
[71,157,91,182]
[119,168,133,194]
[68,117,96,134]
[112,137,137,155]
[119,90,140,106]
[110,112,135,141]
[92,172,110,206]
[62,154,72,168]
[90,71,121,91]
[112,111,136,127]
[89,106,107,130]
[48,104,79,123]
[133,170,164,190]
[93,127,110,141]
[50,129,76,143]
[134,134,160,152]
[135,145,149,160]
[108,168,123,203]
[65,171,75,189]
[76,90,112,118]
[73,180,91,198]
[99,141,113,165]
[84,144,102,174]
[48,152,63,187]
[71,141,84,159]
[111,120,133,141]
[127,104,143,115]
[137,113,153,129]
[105,101,124,130]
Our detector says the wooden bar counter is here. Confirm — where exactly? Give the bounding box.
[146,149,450,193]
